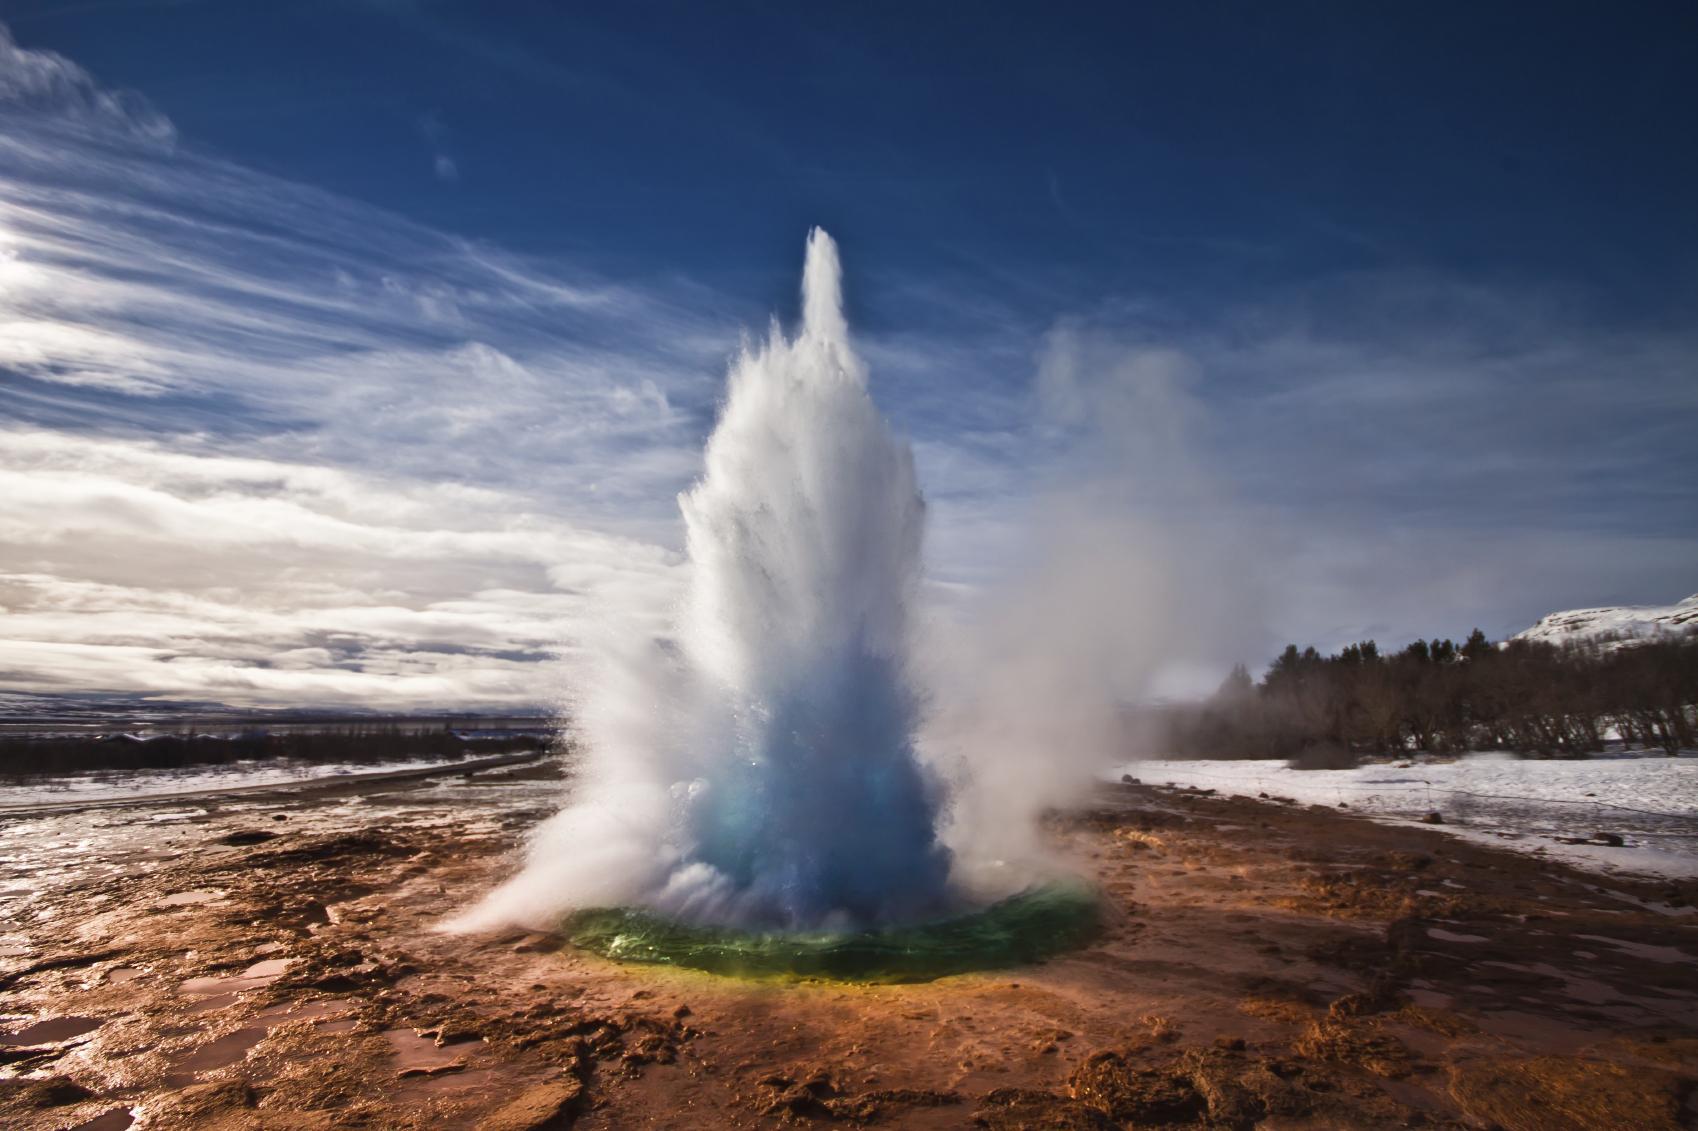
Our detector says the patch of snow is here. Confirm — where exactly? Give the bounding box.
[0,756,472,808]
[1514,593,1698,649]
[1107,751,1698,880]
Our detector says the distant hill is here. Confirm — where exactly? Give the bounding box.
[1514,593,1698,649]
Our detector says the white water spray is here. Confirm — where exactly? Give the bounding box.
[463,229,954,931]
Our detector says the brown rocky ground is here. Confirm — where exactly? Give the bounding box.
[2,759,1695,1129]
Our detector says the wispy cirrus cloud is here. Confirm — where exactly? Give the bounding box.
[0,125,728,520]
[0,24,715,706]
[0,22,174,146]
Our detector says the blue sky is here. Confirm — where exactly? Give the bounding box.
[1,2,1695,708]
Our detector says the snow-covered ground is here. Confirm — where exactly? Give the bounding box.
[1109,751,1698,880]
[0,755,476,809]
[1515,593,1698,648]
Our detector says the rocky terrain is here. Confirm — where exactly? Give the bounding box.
[2,758,1695,1129]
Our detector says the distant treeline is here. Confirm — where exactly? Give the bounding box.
[1163,631,1698,761]
[0,723,552,778]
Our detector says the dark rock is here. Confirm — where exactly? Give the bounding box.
[1421,811,1445,824]
[1069,1051,1204,1124]
[620,1032,674,1066]
[478,1078,584,1131]
[974,1087,1117,1130]
[417,1022,481,1047]
[1294,1020,1413,1078]
[1449,1056,1687,1131]
[1327,983,1406,1020]
[0,1073,95,1107]
[156,1080,257,1121]
[0,948,128,992]
[511,933,558,953]
[1233,1057,1319,1120]
[396,1062,464,1079]
[862,1088,960,1109]
[217,830,278,846]
[247,832,402,866]
[1180,1047,1268,1130]
[760,1086,833,1119]
[1593,831,1624,847]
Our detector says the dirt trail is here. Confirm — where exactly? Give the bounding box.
[2,764,1695,1129]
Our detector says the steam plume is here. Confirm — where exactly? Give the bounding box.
[461,230,951,930]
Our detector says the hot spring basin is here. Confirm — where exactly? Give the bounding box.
[561,882,1100,983]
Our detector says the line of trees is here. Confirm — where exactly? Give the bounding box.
[1162,631,1698,762]
[0,723,552,778]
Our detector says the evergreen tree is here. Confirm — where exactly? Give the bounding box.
[1461,627,1491,661]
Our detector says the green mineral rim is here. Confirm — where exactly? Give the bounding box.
[560,880,1101,983]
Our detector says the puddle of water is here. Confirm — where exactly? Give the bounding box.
[1481,959,1622,1006]
[384,1028,465,1076]
[1427,927,1489,943]
[1375,1075,1455,1120]
[1574,934,1695,965]
[175,1026,267,1073]
[158,890,223,908]
[106,966,145,984]
[180,976,233,997]
[1597,887,1698,919]
[405,1066,496,1096]
[253,998,358,1025]
[1471,1008,1595,1051]
[168,995,362,1079]
[69,1109,134,1131]
[0,1015,103,1045]
[181,957,293,998]
[1553,975,1621,1007]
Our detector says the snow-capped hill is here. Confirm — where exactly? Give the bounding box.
[1515,593,1698,648]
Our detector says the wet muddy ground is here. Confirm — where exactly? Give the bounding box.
[2,759,1696,1129]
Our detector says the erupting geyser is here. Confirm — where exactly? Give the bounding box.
[461,231,1094,968]
[654,225,950,926]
